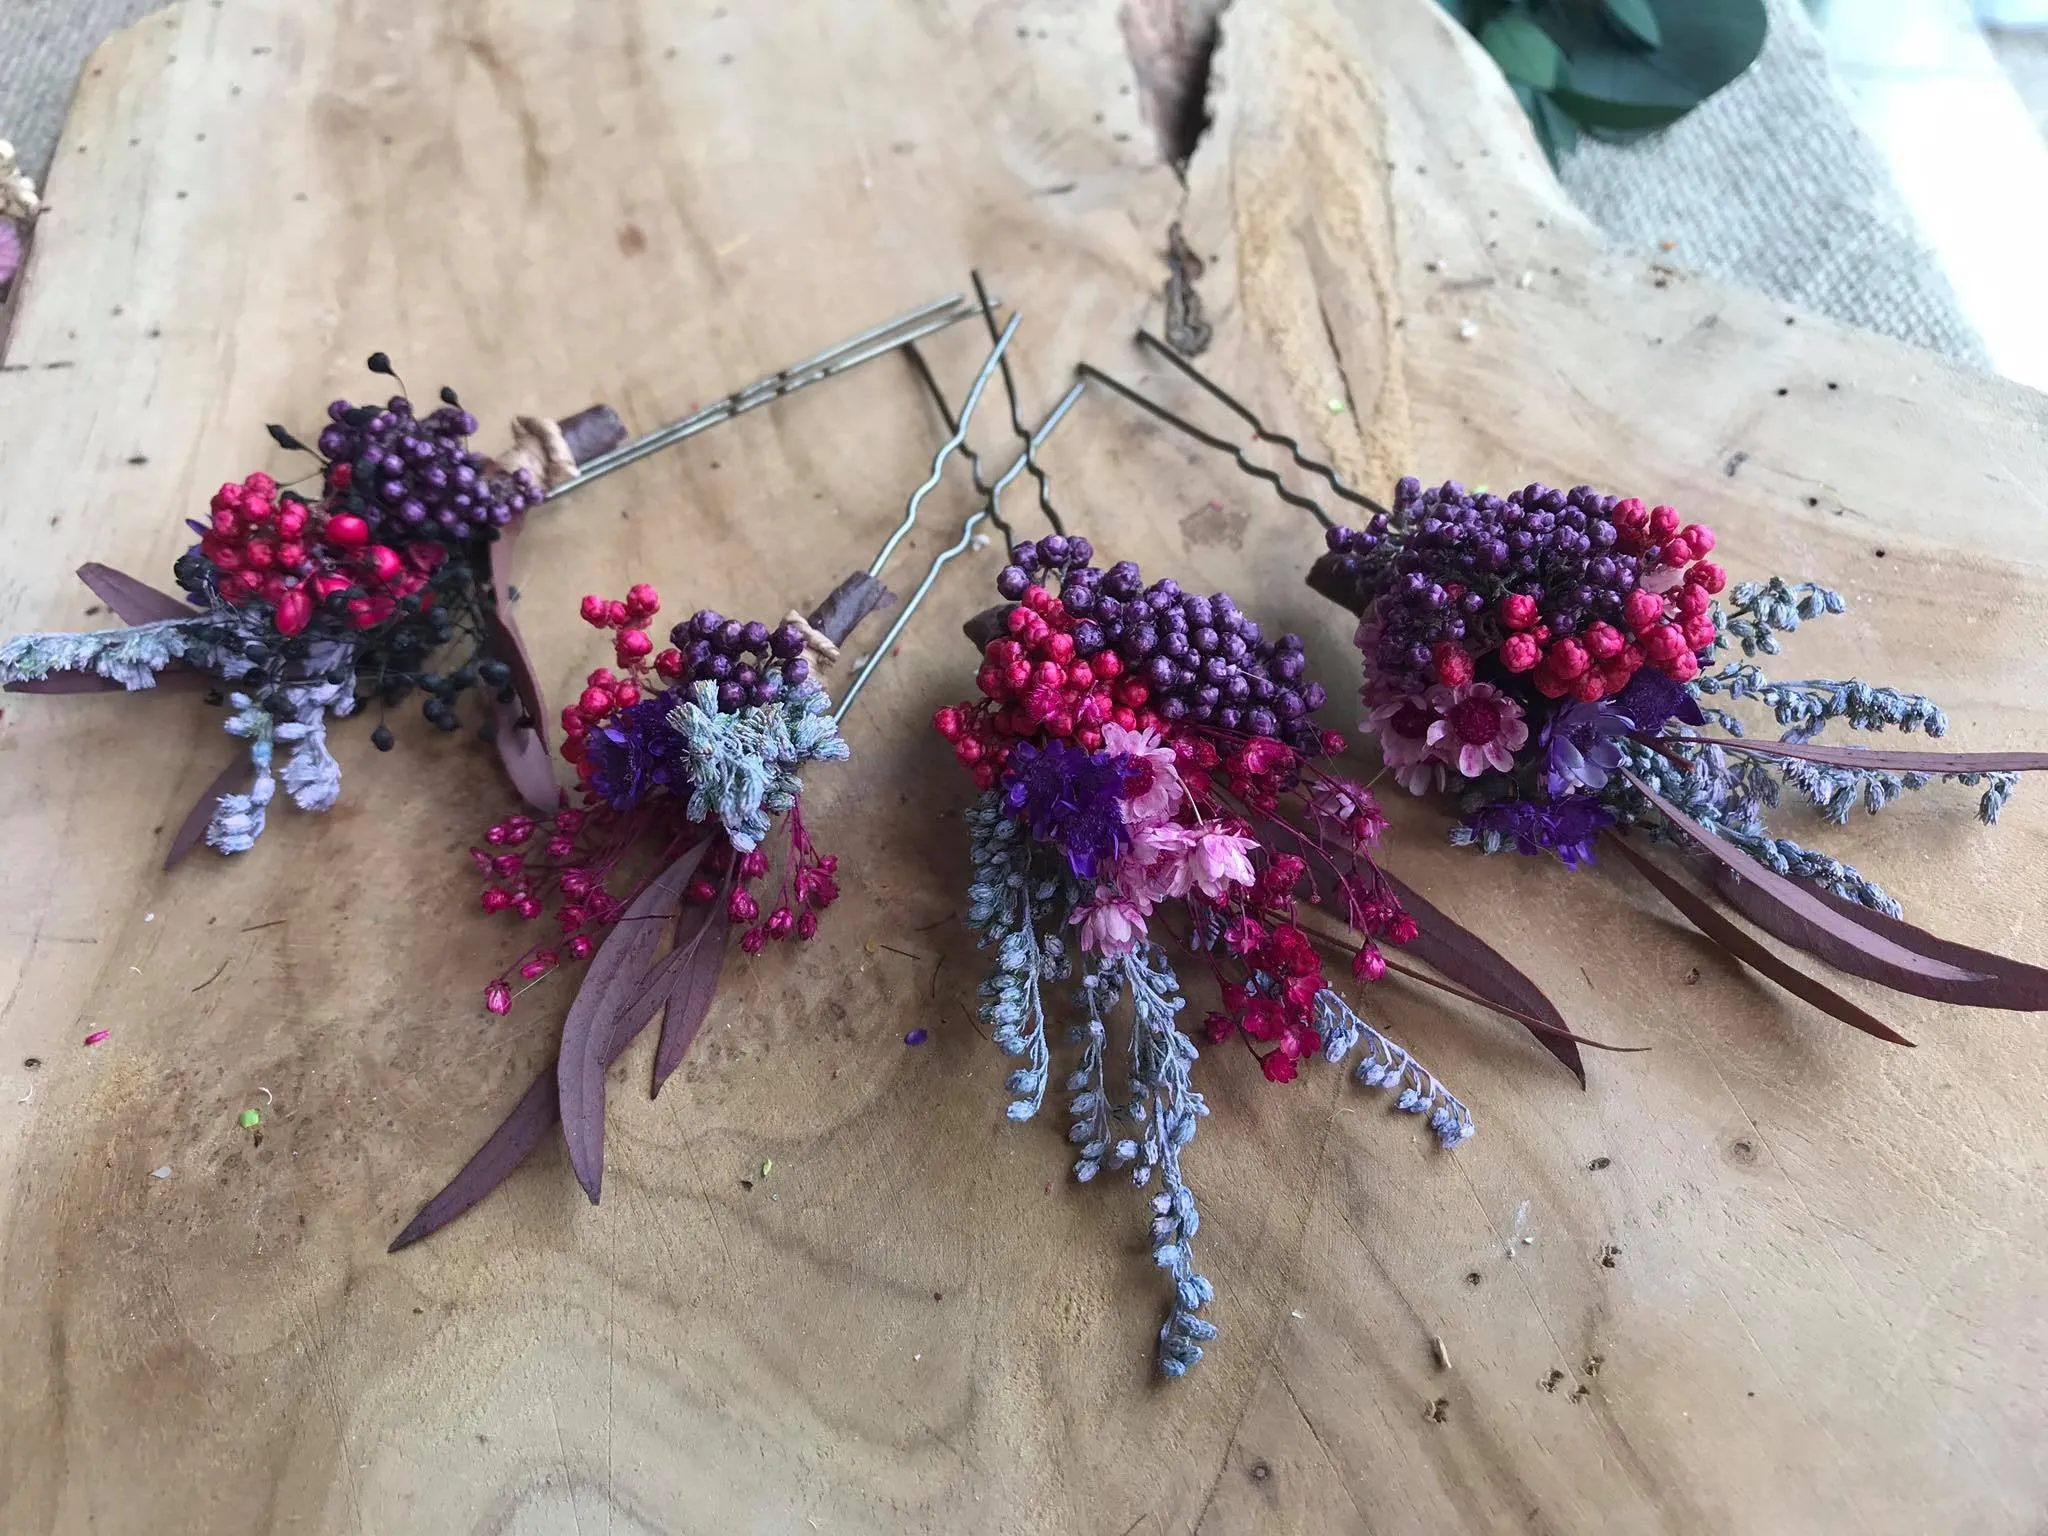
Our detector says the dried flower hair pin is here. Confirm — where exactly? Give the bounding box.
[390,303,1079,1248]
[1088,333,2048,1068]
[914,316,1635,1376]
[0,294,988,865]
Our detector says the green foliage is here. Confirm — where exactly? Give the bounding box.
[1444,0,1767,167]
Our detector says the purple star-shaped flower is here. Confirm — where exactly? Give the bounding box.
[1000,738,1134,879]
[1613,666,1705,734]
[582,691,689,810]
[1541,698,1634,795]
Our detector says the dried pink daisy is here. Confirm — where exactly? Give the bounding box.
[1424,681,1529,778]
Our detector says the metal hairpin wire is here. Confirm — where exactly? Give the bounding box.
[901,342,1019,552]
[1078,338,1401,531]
[1130,330,1390,522]
[866,313,1023,578]
[834,377,1086,722]
[1075,360,1338,530]
[899,279,1076,554]
[970,271,1064,535]
[546,293,987,499]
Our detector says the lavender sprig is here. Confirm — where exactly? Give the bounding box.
[1616,741,1903,914]
[1315,990,1473,1147]
[1066,964,1125,1182]
[1696,660,1949,741]
[1116,946,1214,1376]
[966,792,1075,1120]
[0,618,204,690]
[1718,578,1844,657]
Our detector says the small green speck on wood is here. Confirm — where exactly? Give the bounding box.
[239,1108,261,1128]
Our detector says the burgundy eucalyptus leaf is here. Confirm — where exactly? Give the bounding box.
[556,845,711,1202]
[1712,866,2048,1011]
[651,900,735,1097]
[482,531,549,748]
[1379,956,1643,1052]
[386,1068,560,1252]
[492,696,560,812]
[75,563,193,625]
[1251,809,1588,1081]
[163,755,250,870]
[1700,735,2048,776]
[6,669,206,695]
[1377,869,1589,1085]
[1606,833,1914,1047]
[1621,768,2008,1009]
[394,849,718,1249]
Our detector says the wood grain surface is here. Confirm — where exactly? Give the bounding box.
[3,1,2046,1532]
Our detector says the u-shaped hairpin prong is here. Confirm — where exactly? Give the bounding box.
[970,271,1065,536]
[865,313,1023,578]
[1075,359,1339,530]
[833,376,1086,722]
[1129,330,1390,523]
[901,342,1021,554]
[1077,339,1400,533]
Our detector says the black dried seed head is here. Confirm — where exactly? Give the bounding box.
[267,423,306,452]
[370,725,395,751]
[439,386,461,406]
[367,352,394,376]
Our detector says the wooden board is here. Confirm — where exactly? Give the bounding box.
[3,0,2047,1530]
